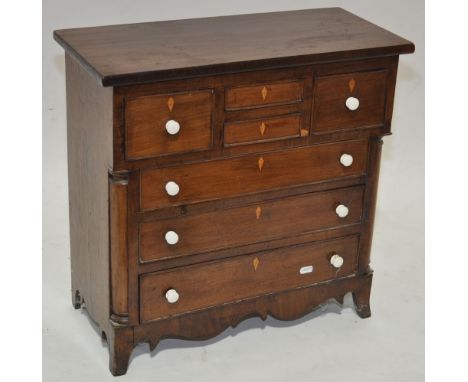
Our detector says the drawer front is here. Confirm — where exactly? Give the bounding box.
[140,235,359,322]
[125,90,213,159]
[140,140,368,211]
[224,114,302,146]
[312,70,387,132]
[140,186,364,262]
[225,81,303,110]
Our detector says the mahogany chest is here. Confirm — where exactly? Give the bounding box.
[54,8,414,376]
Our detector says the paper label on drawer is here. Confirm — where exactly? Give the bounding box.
[299,265,314,274]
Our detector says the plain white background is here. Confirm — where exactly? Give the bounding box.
[42,1,424,381]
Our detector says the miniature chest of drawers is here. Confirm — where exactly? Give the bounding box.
[54,8,414,376]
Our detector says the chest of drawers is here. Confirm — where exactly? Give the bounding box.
[54,8,414,376]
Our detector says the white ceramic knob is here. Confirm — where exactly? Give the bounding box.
[330,254,344,268]
[165,120,180,135]
[340,153,354,167]
[165,181,180,196]
[165,231,179,245]
[335,204,349,218]
[345,96,359,111]
[165,289,179,303]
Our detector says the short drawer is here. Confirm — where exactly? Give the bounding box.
[139,235,359,322]
[139,186,364,262]
[140,140,368,211]
[125,90,213,159]
[225,81,303,110]
[224,114,304,146]
[312,70,387,132]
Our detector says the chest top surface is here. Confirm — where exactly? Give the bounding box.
[54,7,414,86]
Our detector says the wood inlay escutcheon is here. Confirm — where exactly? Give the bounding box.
[261,86,268,101]
[167,97,175,112]
[259,122,267,136]
[258,157,265,172]
[256,206,262,219]
[300,129,309,137]
[348,78,356,93]
[253,257,260,271]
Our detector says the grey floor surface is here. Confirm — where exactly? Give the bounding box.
[43,1,424,380]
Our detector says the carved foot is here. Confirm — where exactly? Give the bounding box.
[73,290,82,309]
[106,325,134,376]
[352,275,372,319]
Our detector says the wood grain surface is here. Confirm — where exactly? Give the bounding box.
[139,186,364,262]
[140,236,359,322]
[225,80,303,110]
[125,90,214,159]
[312,70,388,132]
[65,53,113,328]
[54,8,414,86]
[224,114,302,146]
[140,140,369,211]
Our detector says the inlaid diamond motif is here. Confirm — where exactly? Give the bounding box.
[253,257,260,271]
[259,122,267,136]
[258,157,264,172]
[256,206,262,219]
[167,97,175,112]
[348,78,356,93]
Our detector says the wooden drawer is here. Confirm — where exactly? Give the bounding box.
[140,235,359,322]
[225,81,303,110]
[125,90,213,159]
[140,140,368,211]
[139,186,364,262]
[312,70,387,132]
[224,114,304,146]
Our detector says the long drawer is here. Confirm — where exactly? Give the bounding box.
[139,186,364,262]
[140,140,368,211]
[140,235,359,322]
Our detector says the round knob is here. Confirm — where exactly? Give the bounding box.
[330,254,344,268]
[165,289,179,303]
[345,96,359,111]
[165,181,180,196]
[335,204,349,218]
[340,153,354,167]
[165,231,179,245]
[165,120,180,135]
